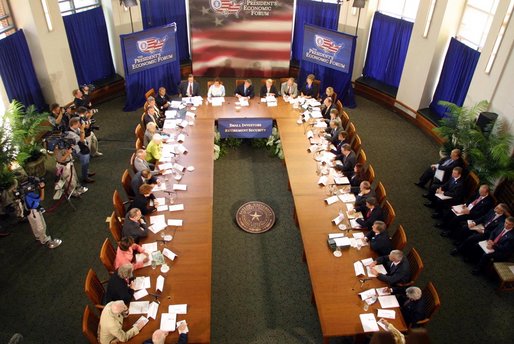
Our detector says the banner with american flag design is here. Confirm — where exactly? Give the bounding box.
[302,24,355,74]
[190,0,294,77]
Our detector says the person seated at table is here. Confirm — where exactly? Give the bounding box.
[130,184,158,215]
[300,74,318,99]
[260,79,278,97]
[321,97,337,120]
[179,74,200,97]
[350,163,366,194]
[146,133,163,165]
[369,250,411,287]
[98,300,144,344]
[144,122,160,148]
[143,322,189,344]
[356,197,384,231]
[235,79,255,99]
[280,77,298,98]
[143,105,161,130]
[104,263,136,305]
[397,286,426,328]
[115,236,149,270]
[354,181,375,211]
[334,144,356,176]
[144,96,161,115]
[415,148,463,189]
[122,208,149,244]
[330,130,349,155]
[324,118,342,145]
[321,86,338,103]
[207,78,225,98]
[364,221,393,256]
[155,87,170,113]
[132,169,159,195]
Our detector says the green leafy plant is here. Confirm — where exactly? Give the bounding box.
[213,126,243,160]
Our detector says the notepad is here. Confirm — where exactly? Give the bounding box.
[165,110,177,118]
[163,248,177,261]
[360,313,379,332]
[435,193,452,200]
[350,219,362,229]
[149,222,167,234]
[378,295,400,309]
[353,232,365,239]
[169,304,187,314]
[150,215,166,225]
[338,193,356,203]
[129,301,149,314]
[173,184,187,191]
[361,258,374,266]
[468,220,485,232]
[478,240,495,253]
[169,204,185,212]
[156,205,169,212]
[376,287,391,296]
[134,316,149,329]
[452,204,466,216]
[133,289,149,301]
[334,237,351,247]
[377,309,396,319]
[328,233,346,239]
[334,176,350,185]
[156,275,165,292]
[367,264,387,277]
[359,288,377,300]
[160,313,177,331]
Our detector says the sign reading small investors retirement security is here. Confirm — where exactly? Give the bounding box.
[121,23,177,75]
[218,118,273,139]
[302,24,356,73]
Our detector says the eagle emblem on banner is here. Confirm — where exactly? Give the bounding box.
[137,36,167,54]
[315,35,342,54]
[210,0,243,16]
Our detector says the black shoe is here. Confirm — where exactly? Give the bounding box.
[471,269,481,275]
[414,182,425,189]
[424,202,435,208]
[440,231,451,238]
[88,172,96,177]
[83,178,95,184]
[450,248,459,256]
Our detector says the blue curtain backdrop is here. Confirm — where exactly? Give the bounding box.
[0,30,46,110]
[63,7,116,86]
[363,12,413,88]
[430,38,480,118]
[291,0,339,63]
[140,0,190,61]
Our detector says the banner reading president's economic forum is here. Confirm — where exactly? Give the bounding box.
[302,24,355,74]
[121,23,177,75]
[190,0,294,77]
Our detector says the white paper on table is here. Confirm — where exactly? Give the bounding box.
[169,304,188,314]
[266,95,276,102]
[346,203,355,211]
[163,248,177,261]
[173,184,187,191]
[156,205,168,212]
[435,193,452,200]
[129,301,149,314]
[260,97,267,103]
[267,100,277,107]
[350,219,362,229]
[176,144,188,154]
[147,301,159,320]
[211,98,223,106]
[360,313,379,332]
[334,176,350,185]
[367,264,387,277]
[142,242,158,253]
[359,288,377,300]
[434,169,445,182]
[169,204,185,212]
[160,313,177,331]
[173,163,186,172]
[328,233,345,239]
[163,120,177,129]
[149,222,167,234]
[318,176,328,186]
[176,320,189,333]
[376,287,391,296]
[150,215,166,225]
[134,316,149,329]
[354,261,366,276]
[361,258,374,266]
[167,219,183,226]
[239,99,249,106]
[170,101,182,108]
[338,193,356,203]
[378,295,400,309]
[307,144,319,153]
[311,110,322,118]
[353,232,365,239]
[135,253,151,267]
[377,309,396,319]
[176,133,186,143]
[159,163,174,171]
[156,275,165,292]
[478,240,495,253]
[334,237,351,247]
[332,214,344,225]
[165,110,177,118]
[133,276,151,290]
[325,195,339,205]
[133,289,149,300]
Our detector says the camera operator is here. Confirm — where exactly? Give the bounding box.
[54,141,88,199]
[25,180,62,249]
[76,106,103,157]
[48,103,75,132]
[73,88,91,109]
[66,117,95,184]
[81,84,93,109]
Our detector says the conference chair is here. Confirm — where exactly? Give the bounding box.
[336,100,344,116]
[99,238,117,274]
[383,200,396,228]
[415,282,441,328]
[260,78,268,88]
[374,181,387,207]
[398,248,424,287]
[313,79,321,99]
[121,170,135,200]
[109,211,122,242]
[356,149,367,167]
[82,305,99,344]
[84,268,106,311]
[364,164,376,185]
[347,122,356,142]
[140,112,146,130]
[391,224,407,251]
[134,124,144,143]
[235,79,246,88]
[351,134,362,155]
[112,190,127,221]
[145,88,155,99]
[340,111,350,130]
[130,153,137,174]
[135,138,143,150]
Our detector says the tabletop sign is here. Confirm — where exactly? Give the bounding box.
[218,118,273,139]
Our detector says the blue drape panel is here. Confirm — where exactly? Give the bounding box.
[430,38,480,118]
[363,12,413,88]
[140,0,190,61]
[0,30,46,110]
[63,7,116,85]
[291,0,339,63]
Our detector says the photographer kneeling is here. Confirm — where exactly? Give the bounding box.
[66,117,95,184]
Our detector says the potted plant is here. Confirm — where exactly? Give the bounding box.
[5,100,51,177]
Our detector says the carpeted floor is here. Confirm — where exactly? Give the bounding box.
[0,93,513,343]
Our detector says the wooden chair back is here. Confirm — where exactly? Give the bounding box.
[130,153,137,174]
[340,111,350,130]
[346,122,356,141]
[313,79,321,99]
[351,134,362,155]
[260,78,268,87]
[140,113,146,129]
[109,211,122,241]
[236,79,246,88]
[336,100,343,116]
[84,268,105,310]
[121,170,135,200]
[82,305,99,344]
[383,200,396,228]
[357,149,367,167]
[416,282,441,327]
[112,190,126,221]
[135,138,143,150]
[398,247,424,287]
[134,124,144,142]
[145,88,155,99]
[99,238,117,274]
[374,181,387,207]
[391,224,407,250]
[364,164,375,185]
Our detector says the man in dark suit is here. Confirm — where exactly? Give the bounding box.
[335,144,356,176]
[365,221,393,256]
[122,208,149,243]
[398,287,426,328]
[155,87,171,112]
[235,79,255,99]
[356,197,384,230]
[131,169,158,195]
[424,167,465,209]
[324,119,342,145]
[330,130,349,155]
[370,250,411,287]
[178,74,200,97]
[259,79,278,97]
[415,148,463,188]
[471,216,514,274]
[321,97,337,120]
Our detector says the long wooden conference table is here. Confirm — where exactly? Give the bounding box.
[125,97,406,344]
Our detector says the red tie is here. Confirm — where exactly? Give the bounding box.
[493,229,507,244]
[188,83,192,96]
[470,196,482,207]
[366,209,372,218]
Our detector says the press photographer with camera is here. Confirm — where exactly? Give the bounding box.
[48,103,75,132]
[54,140,88,198]
[66,117,95,183]
[73,88,91,109]
[76,106,103,157]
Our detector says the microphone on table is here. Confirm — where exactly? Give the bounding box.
[359,277,372,288]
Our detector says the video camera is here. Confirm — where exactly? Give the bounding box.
[13,176,46,213]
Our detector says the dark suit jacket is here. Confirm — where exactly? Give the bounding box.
[488,227,514,259]
[354,190,376,212]
[301,83,319,98]
[122,214,149,243]
[104,272,133,305]
[356,205,384,230]
[441,177,465,202]
[322,104,337,120]
[476,211,506,235]
[330,138,349,155]
[259,85,278,97]
[463,194,494,220]
[155,94,170,111]
[235,84,255,98]
[131,171,158,195]
[367,231,393,256]
[400,298,426,327]
[376,256,411,286]
[129,193,156,216]
[337,151,356,175]
[435,157,464,183]
[179,81,200,97]
[324,127,339,145]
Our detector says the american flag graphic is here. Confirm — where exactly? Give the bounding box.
[191,0,294,78]
[315,35,342,54]
[137,37,167,54]
[211,0,242,15]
